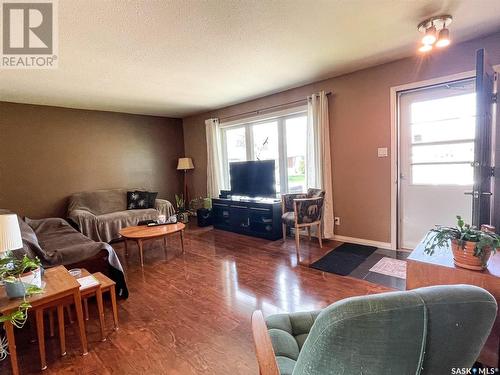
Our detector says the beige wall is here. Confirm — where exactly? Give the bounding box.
[0,102,184,218]
[183,31,500,244]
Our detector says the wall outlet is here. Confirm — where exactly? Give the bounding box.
[334,217,340,225]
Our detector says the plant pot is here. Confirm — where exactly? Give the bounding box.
[4,268,43,299]
[177,212,189,224]
[451,239,491,271]
[5,280,28,298]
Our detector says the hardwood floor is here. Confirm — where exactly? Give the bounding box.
[1,225,390,374]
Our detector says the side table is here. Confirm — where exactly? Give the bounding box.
[0,266,88,375]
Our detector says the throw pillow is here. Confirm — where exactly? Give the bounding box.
[133,190,158,209]
[146,192,158,208]
[127,191,149,209]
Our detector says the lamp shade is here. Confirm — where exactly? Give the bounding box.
[177,157,194,170]
[0,214,23,253]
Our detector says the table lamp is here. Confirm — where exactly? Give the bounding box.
[0,214,23,257]
[177,157,195,206]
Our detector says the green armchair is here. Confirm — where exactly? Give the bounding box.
[252,285,497,375]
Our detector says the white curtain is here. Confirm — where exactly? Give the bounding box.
[306,91,334,239]
[205,118,223,198]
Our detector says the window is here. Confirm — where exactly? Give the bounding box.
[221,111,308,194]
[409,92,476,185]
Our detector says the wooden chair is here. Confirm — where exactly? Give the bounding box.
[281,188,325,263]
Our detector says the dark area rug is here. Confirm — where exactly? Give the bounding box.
[310,242,378,276]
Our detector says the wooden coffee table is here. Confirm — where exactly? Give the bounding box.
[119,223,186,267]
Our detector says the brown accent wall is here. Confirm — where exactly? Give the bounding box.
[183,31,500,244]
[0,102,184,218]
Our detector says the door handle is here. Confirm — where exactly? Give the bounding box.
[464,191,492,198]
[464,191,479,198]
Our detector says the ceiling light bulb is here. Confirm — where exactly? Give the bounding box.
[422,26,437,45]
[419,44,433,53]
[436,28,450,47]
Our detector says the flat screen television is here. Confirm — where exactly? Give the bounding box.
[229,160,276,198]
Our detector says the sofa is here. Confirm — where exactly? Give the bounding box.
[1,209,128,298]
[68,189,175,243]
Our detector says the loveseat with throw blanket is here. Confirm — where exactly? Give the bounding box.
[2,209,128,298]
[68,189,175,243]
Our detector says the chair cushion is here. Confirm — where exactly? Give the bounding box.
[265,311,321,374]
[281,212,295,226]
[275,356,296,375]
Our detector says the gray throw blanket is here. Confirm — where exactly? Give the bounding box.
[26,217,129,298]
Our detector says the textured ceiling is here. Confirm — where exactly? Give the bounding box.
[1,0,500,118]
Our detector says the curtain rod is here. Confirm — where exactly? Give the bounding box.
[219,91,332,122]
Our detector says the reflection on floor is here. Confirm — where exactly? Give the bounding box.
[347,248,409,290]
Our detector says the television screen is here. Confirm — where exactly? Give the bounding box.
[229,160,276,197]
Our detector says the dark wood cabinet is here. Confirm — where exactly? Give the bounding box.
[212,198,282,240]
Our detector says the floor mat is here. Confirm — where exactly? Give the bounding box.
[309,242,377,276]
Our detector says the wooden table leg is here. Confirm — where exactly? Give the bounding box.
[66,305,74,324]
[57,305,66,356]
[138,239,144,267]
[96,288,106,342]
[124,239,128,257]
[28,313,37,343]
[73,290,88,355]
[83,298,89,321]
[35,308,47,370]
[163,236,168,259]
[110,285,119,330]
[180,230,185,254]
[49,309,55,337]
[4,321,19,375]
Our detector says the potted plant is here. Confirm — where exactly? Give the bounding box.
[175,194,189,223]
[0,252,43,360]
[0,253,43,323]
[424,215,500,270]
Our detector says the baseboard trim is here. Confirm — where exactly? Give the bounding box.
[333,235,393,250]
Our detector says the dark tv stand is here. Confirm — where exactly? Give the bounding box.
[212,197,283,240]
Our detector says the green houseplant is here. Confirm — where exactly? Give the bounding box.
[0,253,43,325]
[424,215,500,270]
[175,194,189,223]
[0,253,43,361]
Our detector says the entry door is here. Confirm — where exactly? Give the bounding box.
[399,80,476,249]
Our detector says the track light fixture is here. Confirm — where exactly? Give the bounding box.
[417,15,452,53]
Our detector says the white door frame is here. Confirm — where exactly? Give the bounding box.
[390,70,475,250]
[390,65,500,250]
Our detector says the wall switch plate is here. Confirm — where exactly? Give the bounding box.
[377,147,388,157]
[334,217,340,225]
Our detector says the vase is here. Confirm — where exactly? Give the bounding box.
[4,267,43,298]
[451,239,491,271]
